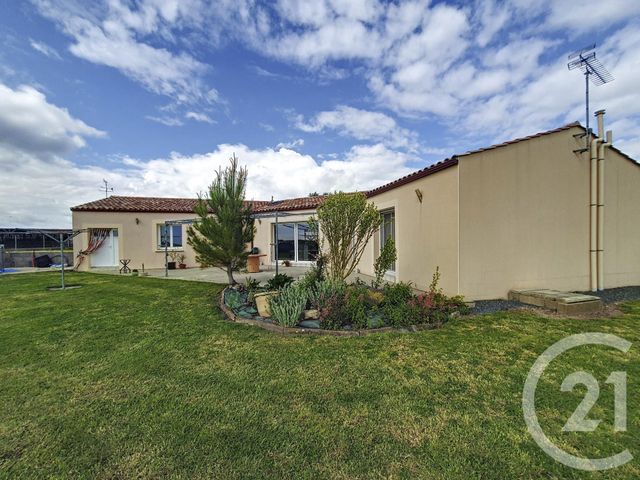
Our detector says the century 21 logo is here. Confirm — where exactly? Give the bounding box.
[522,333,632,471]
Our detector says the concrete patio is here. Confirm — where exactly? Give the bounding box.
[88,264,312,284]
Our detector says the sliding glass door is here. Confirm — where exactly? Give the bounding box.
[273,222,318,263]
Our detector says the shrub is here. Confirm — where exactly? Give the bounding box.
[309,278,346,310]
[382,282,414,306]
[318,292,347,330]
[269,283,308,327]
[244,276,261,292]
[309,192,381,281]
[298,262,324,293]
[373,238,397,288]
[344,283,370,329]
[310,279,347,329]
[266,273,294,291]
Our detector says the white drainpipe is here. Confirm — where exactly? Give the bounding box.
[595,109,612,291]
[589,129,602,292]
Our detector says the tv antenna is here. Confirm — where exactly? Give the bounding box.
[101,179,114,198]
[568,44,614,150]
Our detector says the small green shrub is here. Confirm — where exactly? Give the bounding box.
[344,285,368,329]
[310,278,346,310]
[266,273,294,291]
[373,238,396,288]
[244,276,261,292]
[269,283,308,327]
[318,292,347,330]
[382,282,414,306]
[309,279,347,329]
[298,263,324,292]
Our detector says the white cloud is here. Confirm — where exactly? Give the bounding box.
[185,111,214,124]
[1,140,418,227]
[545,0,640,33]
[146,115,184,127]
[0,83,105,155]
[32,0,217,107]
[29,39,62,59]
[0,81,419,226]
[295,105,420,151]
[275,138,304,150]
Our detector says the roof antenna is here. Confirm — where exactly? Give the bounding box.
[101,179,114,198]
[568,44,614,152]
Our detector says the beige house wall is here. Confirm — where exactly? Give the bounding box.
[458,127,592,300]
[359,166,460,295]
[72,211,199,271]
[603,149,640,287]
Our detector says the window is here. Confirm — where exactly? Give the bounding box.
[273,222,318,262]
[380,209,395,272]
[157,224,183,249]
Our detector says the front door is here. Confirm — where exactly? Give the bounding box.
[91,229,119,267]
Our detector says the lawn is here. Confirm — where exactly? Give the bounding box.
[1,273,639,479]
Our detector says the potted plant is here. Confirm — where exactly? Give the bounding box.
[177,253,187,269]
[167,251,180,270]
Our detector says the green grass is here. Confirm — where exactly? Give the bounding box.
[1,273,639,479]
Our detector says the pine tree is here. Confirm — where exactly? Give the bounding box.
[187,155,255,285]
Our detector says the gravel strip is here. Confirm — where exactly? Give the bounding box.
[469,299,525,315]
[469,286,640,315]
[578,286,640,304]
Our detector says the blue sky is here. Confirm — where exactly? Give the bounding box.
[1,0,639,227]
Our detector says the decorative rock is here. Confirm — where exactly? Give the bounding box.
[299,320,320,329]
[303,309,319,319]
[367,316,385,328]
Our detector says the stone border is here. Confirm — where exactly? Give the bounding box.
[219,287,440,336]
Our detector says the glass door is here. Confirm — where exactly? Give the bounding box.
[273,222,318,263]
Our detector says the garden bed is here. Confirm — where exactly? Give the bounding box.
[219,287,443,336]
[219,269,468,336]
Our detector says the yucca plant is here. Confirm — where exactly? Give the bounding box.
[269,283,308,327]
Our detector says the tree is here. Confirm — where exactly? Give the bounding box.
[187,155,255,285]
[309,192,382,281]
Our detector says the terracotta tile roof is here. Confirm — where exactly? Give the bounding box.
[71,196,269,213]
[366,157,459,198]
[253,195,329,213]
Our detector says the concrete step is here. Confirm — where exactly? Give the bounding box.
[509,289,603,315]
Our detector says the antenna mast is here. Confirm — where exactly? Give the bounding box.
[567,44,614,151]
[102,179,114,198]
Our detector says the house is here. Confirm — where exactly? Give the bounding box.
[71,117,640,300]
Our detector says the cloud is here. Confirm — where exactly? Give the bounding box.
[295,105,420,151]
[0,81,418,226]
[0,82,107,227]
[0,83,105,156]
[146,115,184,127]
[32,0,217,107]
[2,141,418,227]
[275,138,304,150]
[185,111,215,124]
[29,39,62,59]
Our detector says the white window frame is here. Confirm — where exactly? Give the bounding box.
[157,224,183,250]
[272,222,318,264]
[380,209,396,273]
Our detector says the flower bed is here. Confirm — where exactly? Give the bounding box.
[219,269,469,335]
